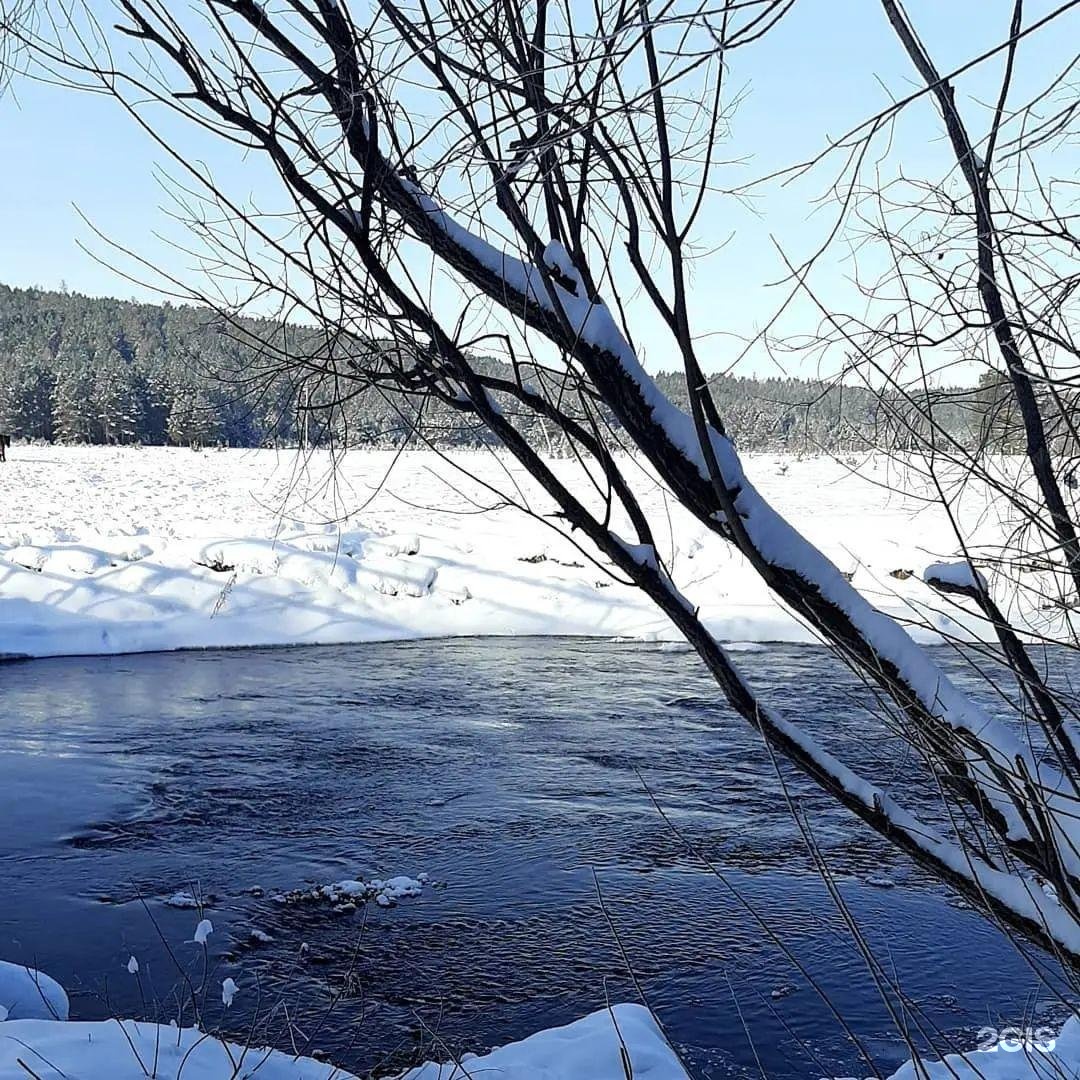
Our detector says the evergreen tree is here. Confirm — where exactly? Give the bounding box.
[0,282,982,452]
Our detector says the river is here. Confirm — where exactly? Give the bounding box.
[0,638,1071,1077]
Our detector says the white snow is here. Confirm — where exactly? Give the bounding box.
[281,873,426,908]
[221,977,238,1007]
[3,981,1076,1080]
[126,956,139,975]
[193,918,213,945]
[883,1015,1080,1079]
[0,447,1033,659]
[398,1003,687,1079]
[924,560,988,593]
[164,891,201,909]
[0,1017,354,1079]
[0,990,687,1080]
[0,963,69,1021]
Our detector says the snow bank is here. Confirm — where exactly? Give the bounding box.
[0,1000,686,1080]
[400,1004,686,1079]
[0,447,1026,659]
[0,1017,355,1079]
[883,1016,1080,1079]
[3,954,1077,1080]
[0,963,68,1021]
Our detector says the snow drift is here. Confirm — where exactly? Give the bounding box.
[0,988,687,1079]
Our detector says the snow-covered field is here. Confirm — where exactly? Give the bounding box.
[0,445,1018,658]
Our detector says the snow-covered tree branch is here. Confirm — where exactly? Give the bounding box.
[18,0,1080,969]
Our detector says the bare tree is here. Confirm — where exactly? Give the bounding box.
[772,0,1080,926]
[18,0,1080,993]
[794,1,1080,639]
[0,0,31,87]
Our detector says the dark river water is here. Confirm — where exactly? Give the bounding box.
[0,638,1075,1078]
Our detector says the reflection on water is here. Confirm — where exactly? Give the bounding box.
[0,638,1074,1077]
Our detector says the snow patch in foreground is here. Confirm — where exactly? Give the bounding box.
[882,1015,1080,1079]
[3,957,1079,1079]
[0,962,68,1021]
[0,1017,350,1079]
[0,1001,687,1080]
[399,1004,686,1079]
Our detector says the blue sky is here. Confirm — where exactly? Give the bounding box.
[1,0,1076,375]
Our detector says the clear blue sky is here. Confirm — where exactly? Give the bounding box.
[1,0,1076,375]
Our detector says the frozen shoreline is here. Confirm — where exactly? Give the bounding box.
[3,957,1077,1079]
[0,967,689,1079]
[0,446,1024,660]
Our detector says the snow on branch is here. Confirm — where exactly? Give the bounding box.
[924,560,988,597]
[382,163,1080,898]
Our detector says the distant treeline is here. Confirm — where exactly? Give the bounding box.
[0,283,995,452]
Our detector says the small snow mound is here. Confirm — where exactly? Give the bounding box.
[400,1002,688,1079]
[193,919,213,945]
[368,533,420,557]
[163,891,200,909]
[221,977,238,1007]
[126,956,139,975]
[2,546,45,572]
[0,961,69,1021]
[372,875,424,901]
[4,544,113,576]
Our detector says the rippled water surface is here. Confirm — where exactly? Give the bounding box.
[1,638,1075,1077]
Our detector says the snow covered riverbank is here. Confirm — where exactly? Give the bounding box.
[3,956,1077,1079]
[0,969,688,1079]
[0,446,1023,659]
